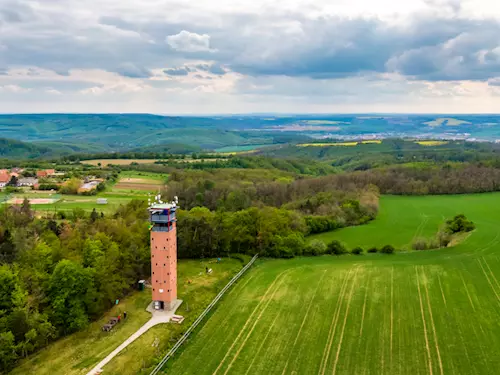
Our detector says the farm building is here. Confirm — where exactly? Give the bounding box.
[17,178,38,187]
[97,198,108,204]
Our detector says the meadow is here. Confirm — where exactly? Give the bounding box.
[165,193,500,375]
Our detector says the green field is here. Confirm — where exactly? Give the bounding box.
[117,171,168,182]
[165,194,500,374]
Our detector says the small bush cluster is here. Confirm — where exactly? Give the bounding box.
[445,214,475,234]
[304,241,397,256]
[412,214,474,251]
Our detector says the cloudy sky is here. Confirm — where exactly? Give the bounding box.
[1,0,500,113]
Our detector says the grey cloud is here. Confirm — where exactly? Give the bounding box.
[2,1,500,84]
[223,15,500,81]
[208,64,225,75]
[114,63,153,78]
[194,74,213,80]
[0,1,35,23]
[194,63,226,75]
[488,78,500,87]
[164,67,190,76]
[386,23,500,81]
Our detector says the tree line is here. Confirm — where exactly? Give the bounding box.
[286,164,500,195]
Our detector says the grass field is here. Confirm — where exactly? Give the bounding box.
[164,193,500,375]
[16,190,149,215]
[11,256,249,375]
[114,171,166,192]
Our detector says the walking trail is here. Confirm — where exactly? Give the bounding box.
[87,300,182,375]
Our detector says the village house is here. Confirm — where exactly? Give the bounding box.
[0,172,11,188]
[36,169,56,178]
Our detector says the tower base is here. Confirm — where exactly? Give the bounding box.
[146,299,183,319]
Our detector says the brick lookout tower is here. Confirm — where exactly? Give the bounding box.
[149,196,180,311]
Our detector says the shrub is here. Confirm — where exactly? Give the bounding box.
[351,246,363,255]
[38,183,59,191]
[305,239,327,256]
[305,216,340,234]
[412,238,428,250]
[60,178,81,195]
[380,245,395,254]
[367,247,378,253]
[437,231,451,247]
[327,240,347,255]
[3,186,21,194]
[445,214,475,234]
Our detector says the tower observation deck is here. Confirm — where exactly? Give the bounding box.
[149,201,178,311]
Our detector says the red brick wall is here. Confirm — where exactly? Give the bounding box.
[150,223,177,305]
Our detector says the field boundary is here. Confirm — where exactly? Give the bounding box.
[149,254,258,375]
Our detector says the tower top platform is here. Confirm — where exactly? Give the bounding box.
[148,203,177,211]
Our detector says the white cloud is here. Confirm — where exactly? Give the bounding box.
[45,88,62,95]
[166,31,216,53]
[79,81,150,95]
[0,84,31,93]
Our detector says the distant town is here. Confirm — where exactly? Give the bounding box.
[0,168,105,195]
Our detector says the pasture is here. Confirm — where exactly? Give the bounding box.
[165,193,500,375]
